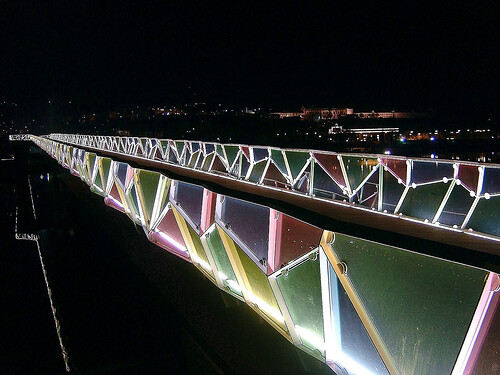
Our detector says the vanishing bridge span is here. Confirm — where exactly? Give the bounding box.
[11,133,500,375]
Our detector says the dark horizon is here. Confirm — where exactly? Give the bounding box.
[1,1,499,120]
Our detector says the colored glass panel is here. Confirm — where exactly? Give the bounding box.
[381,157,407,184]
[313,163,346,200]
[468,289,500,375]
[285,151,309,181]
[151,209,190,259]
[215,144,225,161]
[240,146,250,160]
[481,166,500,195]
[272,214,322,271]
[330,234,487,375]
[313,152,346,187]
[239,155,250,178]
[438,184,474,227]
[328,264,389,375]
[220,196,270,269]
[342,156,378,192]
[248,160,266,183]
[382,170,405,213]
[201,153,214,171]
[355,172,379,208]
[276,254,324,355]
[220,229,288,334]
[224,145,239,168]
[91,171,105,196]
[411,161,454,185]
[270,149,288,177]
[173,181,204,230]
[206,225,243,297]
[293,164,311,194]
[175,141,185,157]
[252,147,268,162]
[99,158,112,192]
[466,196,500,236]
[210,155,228,173]
[188,150,200,168]
[457,164,479,192]
[174,208,215,281]
[262,162,289,188]
[135,170,162,226]
[399,181,450,221]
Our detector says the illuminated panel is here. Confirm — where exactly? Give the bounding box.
[134,169,170,231]
[313,152,346,188]
[322,232,488,375]
[398,181,451,221]
[271,250,325,360]
[320,250,389,375]
[466,196,500,236]
[217,196,270,273]
[411,160,454,184]
[170,181,204,233]
[342,156,378,194]
[381,169,405,213]
[270,149,289,179]
[269,211,323,273]
[149,206,190,261]
[284,150,310,182]
[218,227,291,340]
[172,206,216,283]
[201,224,244,299]
[437,183,475,227]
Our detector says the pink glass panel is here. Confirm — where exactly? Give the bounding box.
[381,157,407,184]
[313,152,346,187]
[457,164,479,192]
[269,212,322,273]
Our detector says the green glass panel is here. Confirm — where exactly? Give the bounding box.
[382,170,405,213]
[201,153,214,171]
[187,224,215,281]
[399,181,450,221]
[233,241,287,331]
[87,153,97,180]
[206,227,243,297]
[248,160,267,183]
[92,172,105,196]
[331,233,487,375]
[175,141,185,157]
[466,196,500,236]
[100,158,112,189]
[276,255,324,356]
[127,184,141,224]
[342,156,378,191]
[438,184,474,227]
[224,146,239,168]
[270,149,288,177]
[188,150,200,168]
[215,144,225,160]
[136,170,161,224]
[285,151,309,180]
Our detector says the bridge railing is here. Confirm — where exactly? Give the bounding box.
[26,134,500,375]
[45,133,500,243]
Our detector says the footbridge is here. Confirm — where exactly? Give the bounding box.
[10,133,500,375]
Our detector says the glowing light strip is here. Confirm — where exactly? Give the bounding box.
[246,290,285,324]
[107,196,123,209]
[295,324,325,352]
[218,271,242,294]
[190,251,212,272]
[156,230,188,253]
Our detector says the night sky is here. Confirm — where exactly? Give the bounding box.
[1,1,498,115]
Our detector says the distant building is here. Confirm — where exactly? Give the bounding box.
[269,111,304,119]
[355,110,426,119]
[301,107,351,120]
